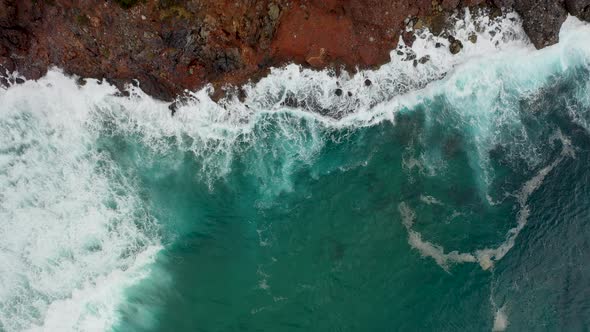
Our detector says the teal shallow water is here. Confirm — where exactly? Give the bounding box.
[107,67,590,331]
[2,15,590,332]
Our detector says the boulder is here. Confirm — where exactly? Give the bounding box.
[448,37,463,54]
[418,55,431,64]
[565,0,590,20]
[514,0,568,48]
[402,31,416,47]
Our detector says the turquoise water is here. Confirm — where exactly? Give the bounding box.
[109,67,590,331]
[2,15,590,332]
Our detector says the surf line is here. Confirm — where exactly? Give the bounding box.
[398,130,575,271]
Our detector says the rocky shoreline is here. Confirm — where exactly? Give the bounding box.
[1,0,589,101]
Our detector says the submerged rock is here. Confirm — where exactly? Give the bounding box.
[419,55,431,64]
[281,91,300,108]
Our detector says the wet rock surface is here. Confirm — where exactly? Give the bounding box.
[566,0,590,20]
[513,0,568,48]
[0,0,588,101]
[448,35,464,54]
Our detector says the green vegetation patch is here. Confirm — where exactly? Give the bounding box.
[114,0,140,9]
[75,14,90,26]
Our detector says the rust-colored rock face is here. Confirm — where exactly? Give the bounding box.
[0,0,587,100]
[271,0,432,69]
[1,0,287,99]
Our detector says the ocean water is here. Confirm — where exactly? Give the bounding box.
[1,12,590,332]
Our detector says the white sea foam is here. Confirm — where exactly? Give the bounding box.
[492,306,509,331]
[475,130,574,269]
[0,72,161,331]
[398,202,477,271]
[399,129,574,271]
[420,195,444,206]
[237,8,531,129]
[390,16,588,272]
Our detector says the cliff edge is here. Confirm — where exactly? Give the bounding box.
[1,0,589,101]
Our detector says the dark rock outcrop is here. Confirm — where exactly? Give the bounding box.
[514,0,568,48]
[565,0,590,20]
[0,0,588,101]
[448,36,463,54]
[497,0,590,49]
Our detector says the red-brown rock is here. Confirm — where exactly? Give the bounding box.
[0,0,585,100]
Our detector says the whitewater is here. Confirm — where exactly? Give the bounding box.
[2,10,590,332]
